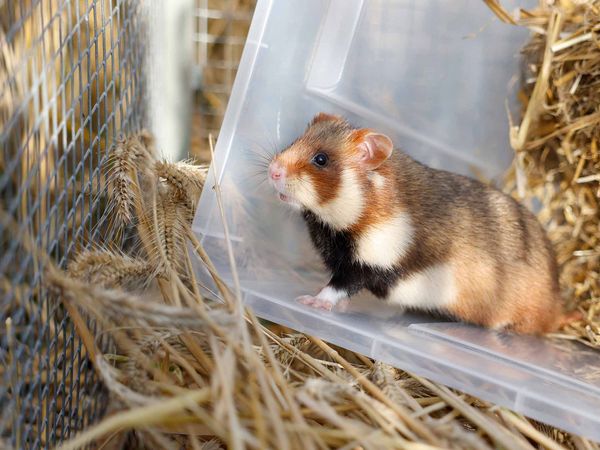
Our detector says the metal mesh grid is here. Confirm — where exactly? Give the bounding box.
[191,0,255,159]
[0,0,149,448]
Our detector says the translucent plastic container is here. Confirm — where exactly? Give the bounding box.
[192,0,600,440]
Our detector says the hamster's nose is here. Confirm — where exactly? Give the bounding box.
[269,162,285,181]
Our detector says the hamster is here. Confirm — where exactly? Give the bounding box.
[268,112,574,334]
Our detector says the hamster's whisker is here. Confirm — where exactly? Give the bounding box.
[254,130,279,158]
[246,139,277,158]
[247,147,274,167]
[247,158,270,170]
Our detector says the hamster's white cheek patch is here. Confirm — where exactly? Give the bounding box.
[387,263,457,310]
[312,169,364,230]
[355,213,413,268]
[291,174,319,210]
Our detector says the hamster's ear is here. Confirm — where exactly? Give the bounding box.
[352,130,393,170]
[310,112,342,126]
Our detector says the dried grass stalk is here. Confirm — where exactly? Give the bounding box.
[68,249,152,289]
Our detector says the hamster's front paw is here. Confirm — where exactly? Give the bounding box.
[296,295,335,311]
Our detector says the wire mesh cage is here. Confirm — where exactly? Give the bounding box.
[0,0,149,448]
[191,0,255,160]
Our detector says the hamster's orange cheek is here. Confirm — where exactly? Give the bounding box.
[280,152,310,180]
[308,168,340,204]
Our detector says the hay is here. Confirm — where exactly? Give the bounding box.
[35,132,597,450]
[491,0,600,347]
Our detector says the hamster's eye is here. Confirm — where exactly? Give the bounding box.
[312,152,329,167]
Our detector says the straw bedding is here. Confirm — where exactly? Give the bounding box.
[492,0,600,346]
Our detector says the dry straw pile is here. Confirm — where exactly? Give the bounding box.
[40,131,595,450]
[490,0,600,346]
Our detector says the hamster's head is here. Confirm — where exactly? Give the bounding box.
[268,113,393,229]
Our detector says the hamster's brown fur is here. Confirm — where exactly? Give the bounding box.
[386,150,563,333]
[269,113,570,334]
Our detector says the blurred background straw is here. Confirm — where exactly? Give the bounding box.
[190,0,256,162]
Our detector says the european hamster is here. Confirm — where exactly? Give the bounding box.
[268,113,574,334]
